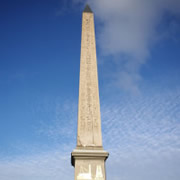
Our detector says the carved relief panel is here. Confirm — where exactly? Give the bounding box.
[75,160,105,180]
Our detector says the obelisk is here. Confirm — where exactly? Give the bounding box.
[71,4,109,180]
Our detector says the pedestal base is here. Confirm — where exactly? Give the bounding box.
[71,149,109,180]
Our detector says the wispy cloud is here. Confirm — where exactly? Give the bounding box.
[0,149,73,180]
[93,0,180,93]
[102,88,180,150]
[37,98,77,143]
[101,88,180,180]
[73,0,180,93]
[0,87,179,180]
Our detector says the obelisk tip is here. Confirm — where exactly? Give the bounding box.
[83,4,93,13]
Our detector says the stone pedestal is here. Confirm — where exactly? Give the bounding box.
[72,149,109,180]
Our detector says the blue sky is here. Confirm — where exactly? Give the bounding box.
[0,0,180,179]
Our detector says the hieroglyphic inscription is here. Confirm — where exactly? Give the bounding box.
[77,12,102,147]
[75,160,105,180]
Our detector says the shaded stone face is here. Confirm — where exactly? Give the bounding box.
[77,11,102,148]
[75,160,105,180]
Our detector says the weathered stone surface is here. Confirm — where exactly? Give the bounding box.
[75,160,105,180]
[72,149,108,180]
[71,5,109,180]
[77,9,102,148]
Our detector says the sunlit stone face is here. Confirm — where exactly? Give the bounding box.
[71,5,108,180]
[75,160,105,180]
[77,11,102,148]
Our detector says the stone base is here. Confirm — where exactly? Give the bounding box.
[71,149,109,180]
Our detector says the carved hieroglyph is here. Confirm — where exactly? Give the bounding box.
[71,5,108,180]
[77,7,102,148]
[75,160,105,180]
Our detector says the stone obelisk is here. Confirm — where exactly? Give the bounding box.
[71,4,109,180]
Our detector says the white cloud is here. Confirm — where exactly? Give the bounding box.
[0,149,74,180]
[0,88,179,180]
[73,0,180,93]
[64,0,180,94]
[101,88,180,180]
[37,99,77,143]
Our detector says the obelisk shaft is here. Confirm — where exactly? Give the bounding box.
[71,5,108,180]
[77,5,102,148]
